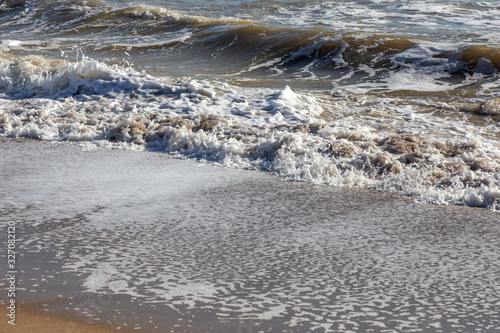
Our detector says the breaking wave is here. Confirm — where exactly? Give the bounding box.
[0,54,499,209]
[1,1,499,94]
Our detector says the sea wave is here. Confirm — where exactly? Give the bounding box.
[1,54,499,209]
[1,1,499,94]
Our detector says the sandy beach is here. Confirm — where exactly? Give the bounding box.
[0,307,120,333]
[1,138,500,332]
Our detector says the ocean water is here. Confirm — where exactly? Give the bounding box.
[1,0,500,209]
[3,139,500,332]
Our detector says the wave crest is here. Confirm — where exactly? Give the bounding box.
[1,55,499,210]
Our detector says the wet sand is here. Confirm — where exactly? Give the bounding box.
[0,306,120,333]
[1,138,500,332]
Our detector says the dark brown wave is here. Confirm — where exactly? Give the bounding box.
[1,0,499,91]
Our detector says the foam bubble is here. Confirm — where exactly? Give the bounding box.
[0,54,499,210]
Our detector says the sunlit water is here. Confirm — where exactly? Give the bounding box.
[0,0,499,209]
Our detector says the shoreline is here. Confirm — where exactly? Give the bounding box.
[0,305,125,333]
[2,138,500,332]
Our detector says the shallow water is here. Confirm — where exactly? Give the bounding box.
[0,0,499,208]
[2,139,500,332]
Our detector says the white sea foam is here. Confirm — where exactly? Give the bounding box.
[260,1,500,42]
[122,5,256,25]
[0,54,499,210]
[0,40,23,51]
